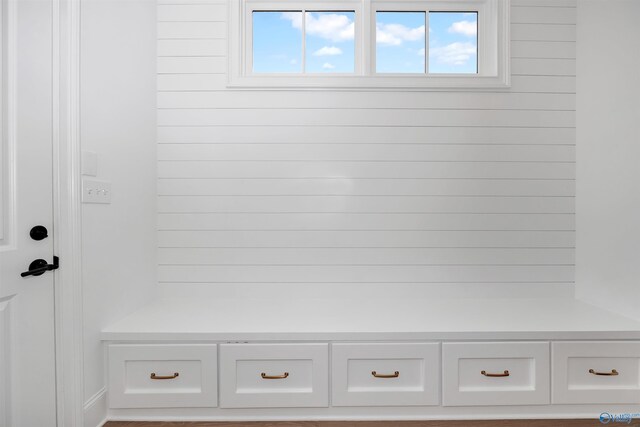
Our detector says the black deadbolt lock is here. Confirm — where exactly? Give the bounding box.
[30,225,48,241]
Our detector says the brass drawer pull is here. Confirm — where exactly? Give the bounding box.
[481,370,510,377]
[589,369,619,376]
[150,372,179,380]
[261,372,289,380]
[371,370,400,378]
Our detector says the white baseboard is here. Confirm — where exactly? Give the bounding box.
[84,388,107,427]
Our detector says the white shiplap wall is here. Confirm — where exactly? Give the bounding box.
[157,0,576,298]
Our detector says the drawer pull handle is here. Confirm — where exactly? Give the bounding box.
[481,370,510,377]
[371,371,400,378]
[261,372,289,380]
[589,369,619,376]
[150,372,179,380]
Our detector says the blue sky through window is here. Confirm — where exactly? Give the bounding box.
[253,11,355,73]
[305,12,355,73]
[376,12,426,73]
[252,11,302,73]
[252,10,478,75]
[429,12,478,74]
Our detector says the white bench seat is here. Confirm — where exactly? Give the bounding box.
[102,297,640,341]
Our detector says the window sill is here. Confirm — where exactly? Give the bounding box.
[226,74,511,91]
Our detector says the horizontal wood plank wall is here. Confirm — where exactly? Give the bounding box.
[156,0,576,297]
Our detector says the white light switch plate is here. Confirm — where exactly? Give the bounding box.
[82,179,111,204]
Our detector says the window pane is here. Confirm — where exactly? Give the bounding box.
[428,12,478,74]
[305,11,355,73]
[252,11,302,73]
[376,12,426,74]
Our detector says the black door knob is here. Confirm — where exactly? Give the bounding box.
[30,225,48,241]
[21,256,59,278]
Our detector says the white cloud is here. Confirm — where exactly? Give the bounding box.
[307,13,354,42]
[313,46,343,56]
[448,20,477,37]
[376,23,425,46]
[322,62,336,69]
[429,42,477,66]
[281,12,354,42]
[289,59,298,65]
[418,47,425,56]
[281,12,302,29]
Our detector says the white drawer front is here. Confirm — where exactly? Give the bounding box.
[108,344,217,409]
[553,341,640,404]
[442,342,550,406]
[332,343,440,406]
[219,343,329,408]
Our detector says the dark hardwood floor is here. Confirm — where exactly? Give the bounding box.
[104,420,640,427]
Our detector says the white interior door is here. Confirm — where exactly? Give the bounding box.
[0,0,57,426]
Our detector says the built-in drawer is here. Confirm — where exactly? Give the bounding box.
[442,342,550,406]
[108,344,217,409]
[219,343,329,408]
[552,341,640,404]
[332,343,440,406]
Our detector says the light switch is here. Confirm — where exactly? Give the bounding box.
[82,179,111,204]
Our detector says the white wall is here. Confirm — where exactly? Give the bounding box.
[80,0,157,419]
[157,0,577,299]
[575,0,640,321]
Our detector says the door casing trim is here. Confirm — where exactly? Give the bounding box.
[52,0,84,425]
[0,0,18,252]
